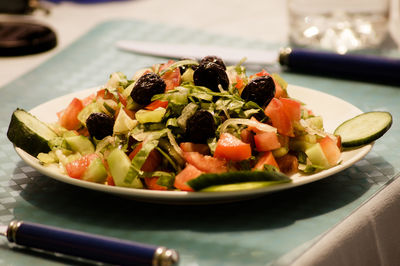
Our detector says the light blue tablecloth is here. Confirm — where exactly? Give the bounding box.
[0,20,399,265]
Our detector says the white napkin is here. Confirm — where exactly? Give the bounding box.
[291,176,400,266]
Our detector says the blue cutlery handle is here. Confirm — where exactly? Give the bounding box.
[6,220,178,266]
[280,48,400,84]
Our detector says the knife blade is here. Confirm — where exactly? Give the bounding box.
[117,40,278,65]
[116,40,400,85]
[1,220,179,266]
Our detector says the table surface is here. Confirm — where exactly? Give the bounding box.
[1,1,400,265]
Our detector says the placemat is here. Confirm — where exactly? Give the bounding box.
[0,20,399,265]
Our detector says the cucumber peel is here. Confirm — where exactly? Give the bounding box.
[334,111,392,148]
[200,180,289,192]
[7,109,58,156]
[187,170,291,191]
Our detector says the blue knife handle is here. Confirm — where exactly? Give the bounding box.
[6,220,178,266]
[280,48,400,84]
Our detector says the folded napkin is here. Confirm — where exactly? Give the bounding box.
[291,176,400,266]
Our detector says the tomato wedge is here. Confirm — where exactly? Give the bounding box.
[319,136,341,166]
[254,131,281,152]
[145,100,169,111]
[253,151,279,171]
[65,153,99,179]
[214,133,252,161]
[145,177,168,191]
[106,175,115,186]
[280,98,301,122]
[58,98,84,130]
[174,164,203,191]
[183,151,227,173]
[128,143,161,172]
[160,60,181,91]
[264,98,294,137]
[235,75,245,90]
[249,69,270,80]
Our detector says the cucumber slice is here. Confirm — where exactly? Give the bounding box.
[7,109,58,156]
[334,111,392,147]
[65,135,95,155]
[200,181,289,192]
[135,107,166,123]
[187,170,290,191]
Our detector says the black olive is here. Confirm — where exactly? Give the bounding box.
[130,73,166,105]
[193,62,229,92]
[86,112,114,140]
[186,110,216,143]
[200,55,226,70]
[240,76,276,107]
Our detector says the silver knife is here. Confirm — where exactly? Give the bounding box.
[116,40,400,84]
[116,40,279,65]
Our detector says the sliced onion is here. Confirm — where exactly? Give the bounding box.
[167,129,183,157]
[299,119,327,137]
[219,118,277,133]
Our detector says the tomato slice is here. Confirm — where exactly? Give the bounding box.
[59,98,84,130]
[254,131,281,152]
[183,151,227,173]
[249,69,270,80]
[65,153,99,179]
[214,133,252,161]
[280,98,301,122]
[128,143,161,172]
[319,136,341,166]
[264,98,294,137]
[160,60,181,91]
[145,100,169,111]
[174,164,203,191]
[117,92,127,107]
[253,151,279,171]
[145,177,168,191]
[96,89,114,100]
[235,75,245,90]
[106,175,115,186]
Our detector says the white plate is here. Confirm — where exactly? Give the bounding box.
[15,85,372,204]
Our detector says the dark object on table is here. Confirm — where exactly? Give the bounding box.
[279,47,400,86]
[0,20,57,56]
[0,0,49,14]
[3,220,179,266]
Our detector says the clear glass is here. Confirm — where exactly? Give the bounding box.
[288,0,390,54]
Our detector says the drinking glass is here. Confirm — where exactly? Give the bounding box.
[287,0,390,54]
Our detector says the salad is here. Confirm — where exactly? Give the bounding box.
[7,56,392,192]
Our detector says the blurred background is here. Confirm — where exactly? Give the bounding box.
[0,0,288,87]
